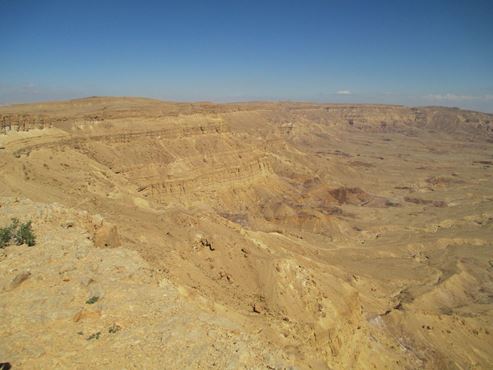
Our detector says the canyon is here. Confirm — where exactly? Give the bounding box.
[1,97,492,369]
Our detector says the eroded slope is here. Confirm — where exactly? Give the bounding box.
[1,97,493,369]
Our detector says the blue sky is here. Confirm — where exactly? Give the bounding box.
[1,0,492,112]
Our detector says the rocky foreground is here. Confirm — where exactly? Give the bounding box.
[0,197,290,368]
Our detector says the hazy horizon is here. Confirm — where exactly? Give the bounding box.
[1,0,492,113]
[2,95,493,115]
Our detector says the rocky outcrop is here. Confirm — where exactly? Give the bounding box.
[0,197,291,369]
[141,158,272,200]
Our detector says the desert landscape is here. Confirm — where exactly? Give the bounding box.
[0,97,492,368]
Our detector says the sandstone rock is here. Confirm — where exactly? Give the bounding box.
[60,220,75,228]
[94,223,121,247]
[91,214,104,228]
[7,271,31,291]
[72,309,101,322]
[252,302,265,314]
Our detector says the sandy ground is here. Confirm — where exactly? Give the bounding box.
[0,97,492,369]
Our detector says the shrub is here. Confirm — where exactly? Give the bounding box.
[0,218,36,248]
[15,220,36,246]
[0,218,18,248]
[87,331,101,341]
[0,227,12,247]
[86,296,99,304]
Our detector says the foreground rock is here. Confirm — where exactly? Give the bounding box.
[0,198,290,369]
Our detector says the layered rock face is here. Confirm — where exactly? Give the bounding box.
[1,97,492,369]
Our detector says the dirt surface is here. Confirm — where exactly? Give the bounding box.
[1,97,493,369]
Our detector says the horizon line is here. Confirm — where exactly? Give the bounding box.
[1,95,492,115]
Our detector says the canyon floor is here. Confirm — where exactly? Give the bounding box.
[1,97,492,369]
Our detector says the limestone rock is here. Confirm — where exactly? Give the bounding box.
[93,223,121,248]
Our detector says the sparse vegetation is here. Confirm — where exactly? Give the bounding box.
[0,225,14,248]
[87,332,101,340]
[86,296,99,304]
[0,218,35,248]
[108,323,122,334]
[15,220,36,246]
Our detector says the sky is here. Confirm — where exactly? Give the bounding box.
[1,0,492,112]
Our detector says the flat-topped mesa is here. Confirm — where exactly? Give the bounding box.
[72,120,227,144]
[325,105,416,126]
[11,117,228,157]
[416,107,493,136]
[279,105,415,130]
[1,110,274,205]
[283,105,493,137]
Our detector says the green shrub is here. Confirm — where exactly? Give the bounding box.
[15,220,36,246]
[0,227,12,247]
[0,218,18,248]
[86,296,99,304]
[0,218,36,248]
[87,331,101,340]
